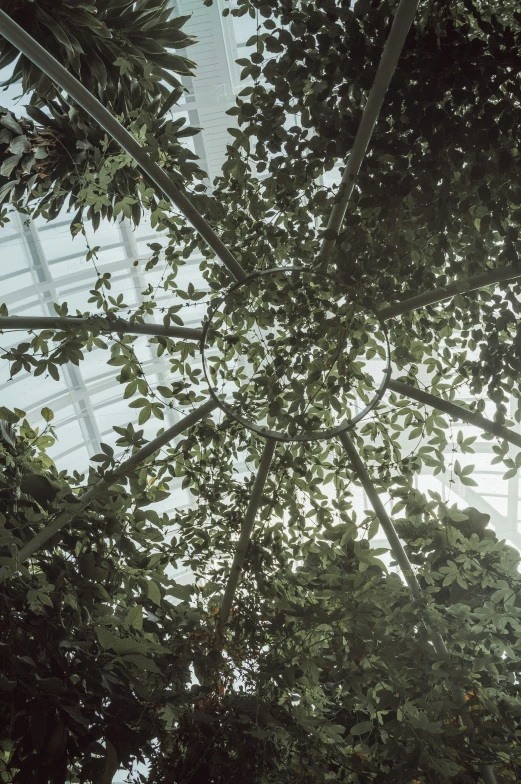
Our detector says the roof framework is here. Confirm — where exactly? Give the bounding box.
[0,4,519,781]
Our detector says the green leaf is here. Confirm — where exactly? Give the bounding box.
[121,653,161,673]
[102,740,119,784]
[147,580,162,606]
[48,364,60,381]
[0,153,21,178]
[167,583,193,602]
[1,112,22,134]
[95,626,119,651]
[350,720,373,735]
[0,407,19,424]
[41,407,54,423]
[8,135,30,155]
[367,516,379,540]
[36,676,65,694]
[124,605,143,631]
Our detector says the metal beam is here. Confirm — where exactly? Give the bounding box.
[0,10,246,284]
[317,0,419,266]
[0,399,218,582]
[380,265,521,320]
[0,315,203,342]
[217,438,276,638]
[15,214,103,457]
[340,431,445,647]
[339,431,497,783]
[388,379,521,450]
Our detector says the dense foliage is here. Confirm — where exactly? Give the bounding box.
[0,418,208,782]
[0,0,204,226]
[1,0,521,782]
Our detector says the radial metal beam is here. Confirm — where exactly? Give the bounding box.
[0,315,203,342]
[217,438,276,638]
[340,431,445,647]
[380,264,521,320]
[0,10,246,284]
[339,430,497,783]
[317,0,419,266]
[389,379,521,450]
[0,399,218,582]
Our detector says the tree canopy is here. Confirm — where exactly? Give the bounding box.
[1,0,521,782]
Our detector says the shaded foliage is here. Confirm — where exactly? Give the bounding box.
[0,0,204,225]
[0,0,194,104]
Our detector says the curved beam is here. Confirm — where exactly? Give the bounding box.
[318,0,419,266]
[0,315,203,342]
[217,438,276,639]
[0,10,246,284]
[380,265,521,320]
[339,431,445,647]
[339,430,497,783]
[388,379,521,449]
[0,399,218,581]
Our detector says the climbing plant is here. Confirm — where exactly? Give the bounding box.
[1,0,521,782]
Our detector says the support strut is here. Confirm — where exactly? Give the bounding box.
[0,10,246,284]
[339,430,497,783]
[380,264,521,320]
[0,315,203,342]
[217,438,276,638]
[388,379,521,450]
[0,399,218,582]
[318,0,419,266]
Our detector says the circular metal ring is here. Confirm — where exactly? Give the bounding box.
[200,266,391,442]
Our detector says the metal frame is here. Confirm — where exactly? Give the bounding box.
[0,7,508,778]
[389,379,521,450]
[380,264,521,319]
[217,438,276,637]
[0,315,203,341]
[201,266,391,442]
[339,431,447,652]
[0,398,218,583]
[339,431,497,784]
[317,0,419,266]
[0,10,246,284]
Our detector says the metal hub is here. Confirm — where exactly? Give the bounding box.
[201,267,391,442]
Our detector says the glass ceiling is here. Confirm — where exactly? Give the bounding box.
[0,0,520,611]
